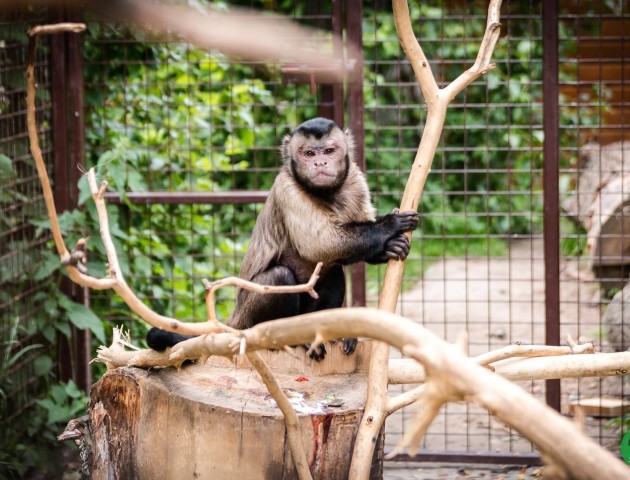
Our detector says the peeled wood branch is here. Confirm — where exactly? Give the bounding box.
[388,351,629,386]
[386,338,605,415]
[444,0,502,101]
[202,262,323,322]
[200,284,312,480]
[245,352,312,480]
[27,23,119,292]
[474,337,594,367]
[89,0,352,82]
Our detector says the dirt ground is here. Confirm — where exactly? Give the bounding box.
[383,239,628,476]
[384,462,543,479]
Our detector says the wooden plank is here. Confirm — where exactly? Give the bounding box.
[568,397,630,417]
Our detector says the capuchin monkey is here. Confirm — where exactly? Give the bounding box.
[147,117,418,360]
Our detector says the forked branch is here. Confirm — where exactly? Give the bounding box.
[351,2,504,477]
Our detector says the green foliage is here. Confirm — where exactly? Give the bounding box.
[0,380,88,479]
[1,308,88,478]
[1,155,104,478]
[606,415,630,443]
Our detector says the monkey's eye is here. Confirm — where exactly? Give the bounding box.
[304,150,316,157]
[324,148,335,155]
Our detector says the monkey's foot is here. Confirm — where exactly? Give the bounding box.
[342,338,357,356]
[304,342,327,362]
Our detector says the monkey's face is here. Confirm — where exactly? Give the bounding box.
[287,128,350,192]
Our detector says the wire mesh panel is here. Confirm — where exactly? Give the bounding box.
[0,8,56,433]
[558,0,630,454]
[362,0,546,459]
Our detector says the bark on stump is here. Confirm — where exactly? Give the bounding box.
[87,341,383,480]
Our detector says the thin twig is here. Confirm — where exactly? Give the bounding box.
[202,262,323,321]
[246,352,312,480]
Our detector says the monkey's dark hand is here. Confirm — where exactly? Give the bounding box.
[384,233,411,260]
[366,233,411,263]
[343,338,358,356]
[304,342,327,361]
[380,208,419,234]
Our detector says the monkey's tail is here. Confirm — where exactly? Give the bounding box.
[146,327,194,351]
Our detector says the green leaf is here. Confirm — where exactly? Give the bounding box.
[64,380,83,399]
[34,355,53,377]
[58,295,106,343]
[54,322,72,339]
[0,154,14,180]
[33,252,61,281]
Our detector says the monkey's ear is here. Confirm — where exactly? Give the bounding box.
[343,129,356,161]
[281,134,292,162]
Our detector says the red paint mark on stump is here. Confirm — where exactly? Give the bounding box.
[309,414,334,471]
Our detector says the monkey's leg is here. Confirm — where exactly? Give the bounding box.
[231,265,301,329]
[303,265,358,357]
[233,266,331,361]
[146,328,194,351]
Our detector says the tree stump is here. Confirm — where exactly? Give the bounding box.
[87,341,383,480]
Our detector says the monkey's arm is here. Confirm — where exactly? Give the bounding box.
[336,210,418,265]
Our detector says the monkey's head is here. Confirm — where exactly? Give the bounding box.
[283,117,355,194]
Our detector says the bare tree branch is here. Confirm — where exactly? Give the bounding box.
[246,352,312,480]
[391,0,438,101]
[444,0,502,100]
